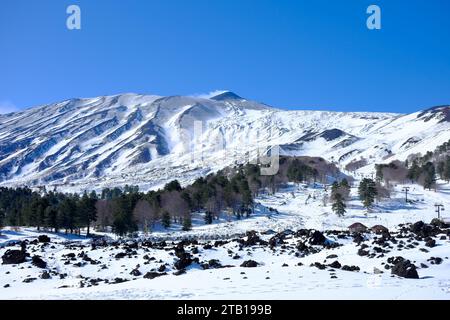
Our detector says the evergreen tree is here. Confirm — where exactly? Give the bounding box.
[112,194,137,236]
[164,180,182,192]
[422,162,436,190]
[407,161,421,182]
[79,192,97,236]
[331,181,339,196]
[161,211,171,229]
[358,178,378,210]
[182,215,192,231]
[0,208,4,232]
[331,193,346,217]
[58,196,78,234]
[204,211,213,224]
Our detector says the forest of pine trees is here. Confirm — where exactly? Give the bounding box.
[0,156,339,237]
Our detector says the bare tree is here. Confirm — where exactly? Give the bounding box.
[95,199,113,232]
[133,199,158,234]
[160,191,190,224]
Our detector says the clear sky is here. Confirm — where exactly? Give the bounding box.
[1,0,450,114]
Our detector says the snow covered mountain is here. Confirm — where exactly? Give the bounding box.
[0,92,449,192]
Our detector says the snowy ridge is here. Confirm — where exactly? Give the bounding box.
[0,92,449,192]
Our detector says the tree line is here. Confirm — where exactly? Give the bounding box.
[375,139,450,191]
[0,156,340,236]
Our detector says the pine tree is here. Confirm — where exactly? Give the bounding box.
[161,211,171,229]
[164,180,182,192]
[112,194,137,236]
[407,161,421,182]
[0,208,4,233]
[182,215,192,231]
[422,162,436,190]
[204,211,213,224]
[331,181,339,196]
[331,193,346,217]
[79,191,97,236]
[443,156,450,182]
[358,178,377,210]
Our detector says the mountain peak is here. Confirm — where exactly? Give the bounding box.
[210,91,244,101]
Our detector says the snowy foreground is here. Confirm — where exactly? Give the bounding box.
[1,183,450,300]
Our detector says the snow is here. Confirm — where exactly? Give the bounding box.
[1,181,449,300]
[1,93,449,194]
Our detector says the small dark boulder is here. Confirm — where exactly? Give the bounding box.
[130,269,141,277]
[425,238,436,248]
[158,264,166,272]
[240,260,258,268]
[308,230,326,245]
[174,253,193,270]
[2,250,26,265]
[38,235,51,243]
[341,265,360,272]
[391,258,419,279]
[430,218,449,229]
[312,262,326,270]
[114,252,127,259]
[328,261,342,269]
[32,255,47,269]
[357,249,369,256]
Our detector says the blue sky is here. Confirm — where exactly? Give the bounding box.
[1,0,450,113]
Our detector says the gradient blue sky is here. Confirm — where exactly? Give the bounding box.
[1,0,450,113]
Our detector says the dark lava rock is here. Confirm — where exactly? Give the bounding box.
[158,264,166,272]
[114,252,127,259]
[240,231,267,247]
[173,269,186,276]
[353,233,365,244]
[296,241,309,252]
[144,272,166,279]
[31,255,47,269]
[428,257,443,265]
[174,253,193,270]
[207,259,222,269]
[113,278,128,284]
[410,221,441,238]
[2,250,26,265]
[430,218,449,229]
[240,260,258,268]
[390,257,419,279]
[309,230,326,245]
[357,249,369,256]
[3,284,10,288]
[311,262,326,270]
[130,269,141,276]
[40,271,51,279]
[23,278,37,283]
[425,238,436,248]
[38,235,51,243]
[328,261,342,269]
[326,254,338,259]
[341,265,360,272]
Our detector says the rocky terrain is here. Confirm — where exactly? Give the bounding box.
[1,217,449,299]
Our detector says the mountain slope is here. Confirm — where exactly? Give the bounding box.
[0,92,449,192]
